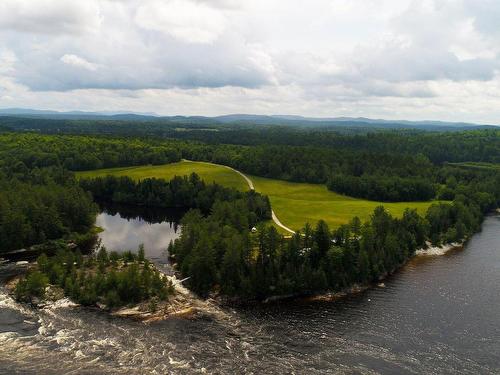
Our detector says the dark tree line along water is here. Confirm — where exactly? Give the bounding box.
[170,198,487,299]
[80,173,271,218]
[80,172,494,300]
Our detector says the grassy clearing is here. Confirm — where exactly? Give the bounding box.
[250,176,439,231]
[75,161,249,191]
[448,162,500,171]
[77,161,441,231]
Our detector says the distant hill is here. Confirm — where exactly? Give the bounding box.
[0,108,496,131]
[213,114,495,130]
[0,108,159,121]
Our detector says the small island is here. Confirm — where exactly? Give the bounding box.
[9,245,210,322]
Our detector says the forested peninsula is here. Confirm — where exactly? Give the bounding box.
[0,122,499,305]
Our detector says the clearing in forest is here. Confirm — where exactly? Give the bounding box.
[76,160,249,191]
[77,161,440,231]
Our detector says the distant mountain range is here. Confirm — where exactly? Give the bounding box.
[212,114,496,129]
[0,108,497,131]
[0,108,158,117]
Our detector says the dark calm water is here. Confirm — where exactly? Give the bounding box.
[95,204,183,272]
[0,214,499,374]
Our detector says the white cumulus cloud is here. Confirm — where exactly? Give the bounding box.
[0,0,101,34]
[61,54,99,71]
[1,0,500,123]
[135,0,228,44]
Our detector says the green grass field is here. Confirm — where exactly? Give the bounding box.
[75,161,249,191]
[448,162,500,171]
[77,161,440,231]
[250,176,438,231]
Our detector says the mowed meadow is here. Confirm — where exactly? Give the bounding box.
[76,160,249,191]
[76,161,440,231]
[250,176,438,230]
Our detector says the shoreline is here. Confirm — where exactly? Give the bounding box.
[415,240,465,256]
[0,236,474,319]
[222,239,468,306]
[3,262,215,323]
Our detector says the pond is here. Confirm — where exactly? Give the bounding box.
[95,203,184,273]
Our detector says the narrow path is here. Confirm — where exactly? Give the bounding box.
[182,160,295,234]
[220,164,254,190]
[271,211,295,235]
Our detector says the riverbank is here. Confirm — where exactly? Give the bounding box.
[4,257,216,324]
[303,241,466,303]
[221,239,469,306]
[415,240,465,256]
[111,274,219,323]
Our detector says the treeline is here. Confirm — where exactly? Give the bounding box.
[1,131,491,203]
[0,132,440,202]
[194,145,435,185]
[15,246,174,308]
[171,191,491,299]
[327,174,436,202]
[80,173,271,220]
[2,116,499,164]
[0,133,181,171]
[0,168,97,253]
[190,145,438,201]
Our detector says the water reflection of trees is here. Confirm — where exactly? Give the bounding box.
[98,201,185,228]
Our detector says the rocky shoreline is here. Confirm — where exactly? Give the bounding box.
[3,238,469,321]
[415,240,465,256]
[110,274,219,322]
[3,263,217,323]
[235,240,467,305]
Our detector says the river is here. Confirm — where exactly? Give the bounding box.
[0,213,499,374]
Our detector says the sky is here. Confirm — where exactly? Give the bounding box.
[1,0,500,123]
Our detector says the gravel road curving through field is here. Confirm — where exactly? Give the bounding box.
[183,160,295,234]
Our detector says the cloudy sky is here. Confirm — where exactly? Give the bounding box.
[1,0,500,122]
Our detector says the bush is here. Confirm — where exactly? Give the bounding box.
[15,271,49,302]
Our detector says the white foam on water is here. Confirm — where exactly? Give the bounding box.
[43,298,79,310]
[416,242,463,256]
[0,289,36,317]
[54,328,74,345]
[168,355,191,369]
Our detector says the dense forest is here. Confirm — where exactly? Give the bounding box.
[170,185,492,299]
[0,167,97,253]
[2,116,499,163]
[0,133,181,171]
[80,173,271,220]
[327,174,436,202]
[1,122,499,301]
[3,126,498,202]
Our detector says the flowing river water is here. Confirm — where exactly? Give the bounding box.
[0,211,499,374]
